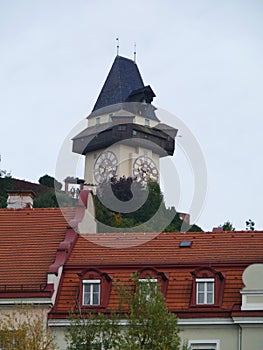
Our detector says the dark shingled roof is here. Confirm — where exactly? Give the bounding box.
[92,56,154,112]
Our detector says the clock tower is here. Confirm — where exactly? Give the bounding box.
[72,55,177,188]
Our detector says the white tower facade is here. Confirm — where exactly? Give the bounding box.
[73,56,177,187]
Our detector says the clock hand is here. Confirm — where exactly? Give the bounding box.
[99,167,106,174]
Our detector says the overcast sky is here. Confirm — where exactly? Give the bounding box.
[0,0,262,231]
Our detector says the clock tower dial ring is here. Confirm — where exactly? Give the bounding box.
[133,155,159,182]
[94,151,118,184]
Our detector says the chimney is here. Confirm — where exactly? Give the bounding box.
[212,227,224,233]
[7,190,35,209]
[177,212,190,225]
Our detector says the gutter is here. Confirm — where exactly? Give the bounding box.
[238,325,242,350]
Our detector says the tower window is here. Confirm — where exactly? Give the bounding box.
[144,119,150,126]
[117,125,127,131]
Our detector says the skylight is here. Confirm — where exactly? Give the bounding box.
[179,241,192,248]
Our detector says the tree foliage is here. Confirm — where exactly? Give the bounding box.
[0,176,13,208]
[38,174,62,190]
[95,177,202,233]
[65,276,182,350]
[0,307,56,350]
[220,221,235,231]
[119,277,181,349]
[246,219,255,231]
[34,191,77,208]
[65,312,120,350]
[0,174,71,208]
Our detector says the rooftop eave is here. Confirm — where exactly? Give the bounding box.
[0,293,53,304]
[87,102,159,121]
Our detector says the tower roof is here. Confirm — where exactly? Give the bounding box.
[92,55,155,112]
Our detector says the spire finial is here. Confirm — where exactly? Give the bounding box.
[133,42,137,63]
[116,37,119,56]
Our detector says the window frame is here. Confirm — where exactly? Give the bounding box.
[138,268,169,296]
[196,278,215,305]
[78,269,112,309]
[190,267,225,308]
[138,278,158,301]
[82,279,101,306]
[189,339,220,350]
[144,118,150,126]
[117,124,127,131]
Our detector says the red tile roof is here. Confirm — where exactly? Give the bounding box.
[50,230,263,318]
[0,208,74,292]
[66,231,263,266]
[1,191,262,319]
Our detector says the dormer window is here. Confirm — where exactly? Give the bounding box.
[196,278,214,305]
[144,119,150,126]
[96,117,100,125]
[83,280,101,306]
[138,268,169,296]
[138,278,158,301]
[78,269,112,308]
[191,267,225,307]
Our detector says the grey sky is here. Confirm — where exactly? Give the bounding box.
[0,0,262,231]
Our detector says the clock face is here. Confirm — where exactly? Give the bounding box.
[133,155,159,182]
[94,151,118,184]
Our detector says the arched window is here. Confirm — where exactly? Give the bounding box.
[138,267,169,296]
[78,268,112,309]
[190,267,225,307]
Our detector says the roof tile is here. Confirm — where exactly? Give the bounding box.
[0,208,74,291]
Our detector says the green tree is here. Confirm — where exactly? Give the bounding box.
[0,159,11,178]
[95,177,149,230]
[65,313,102,350]
[34,191,58,208]
[95,178,202,232]
[181,341,191,350]
[38,174,62,190]
[65,276,182,350]
[0,176,13,208]
[65,312,121,350]
[120,277,181,350]
[221,221,235,231]
[125,181,164,224]
[34,191,77,208]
